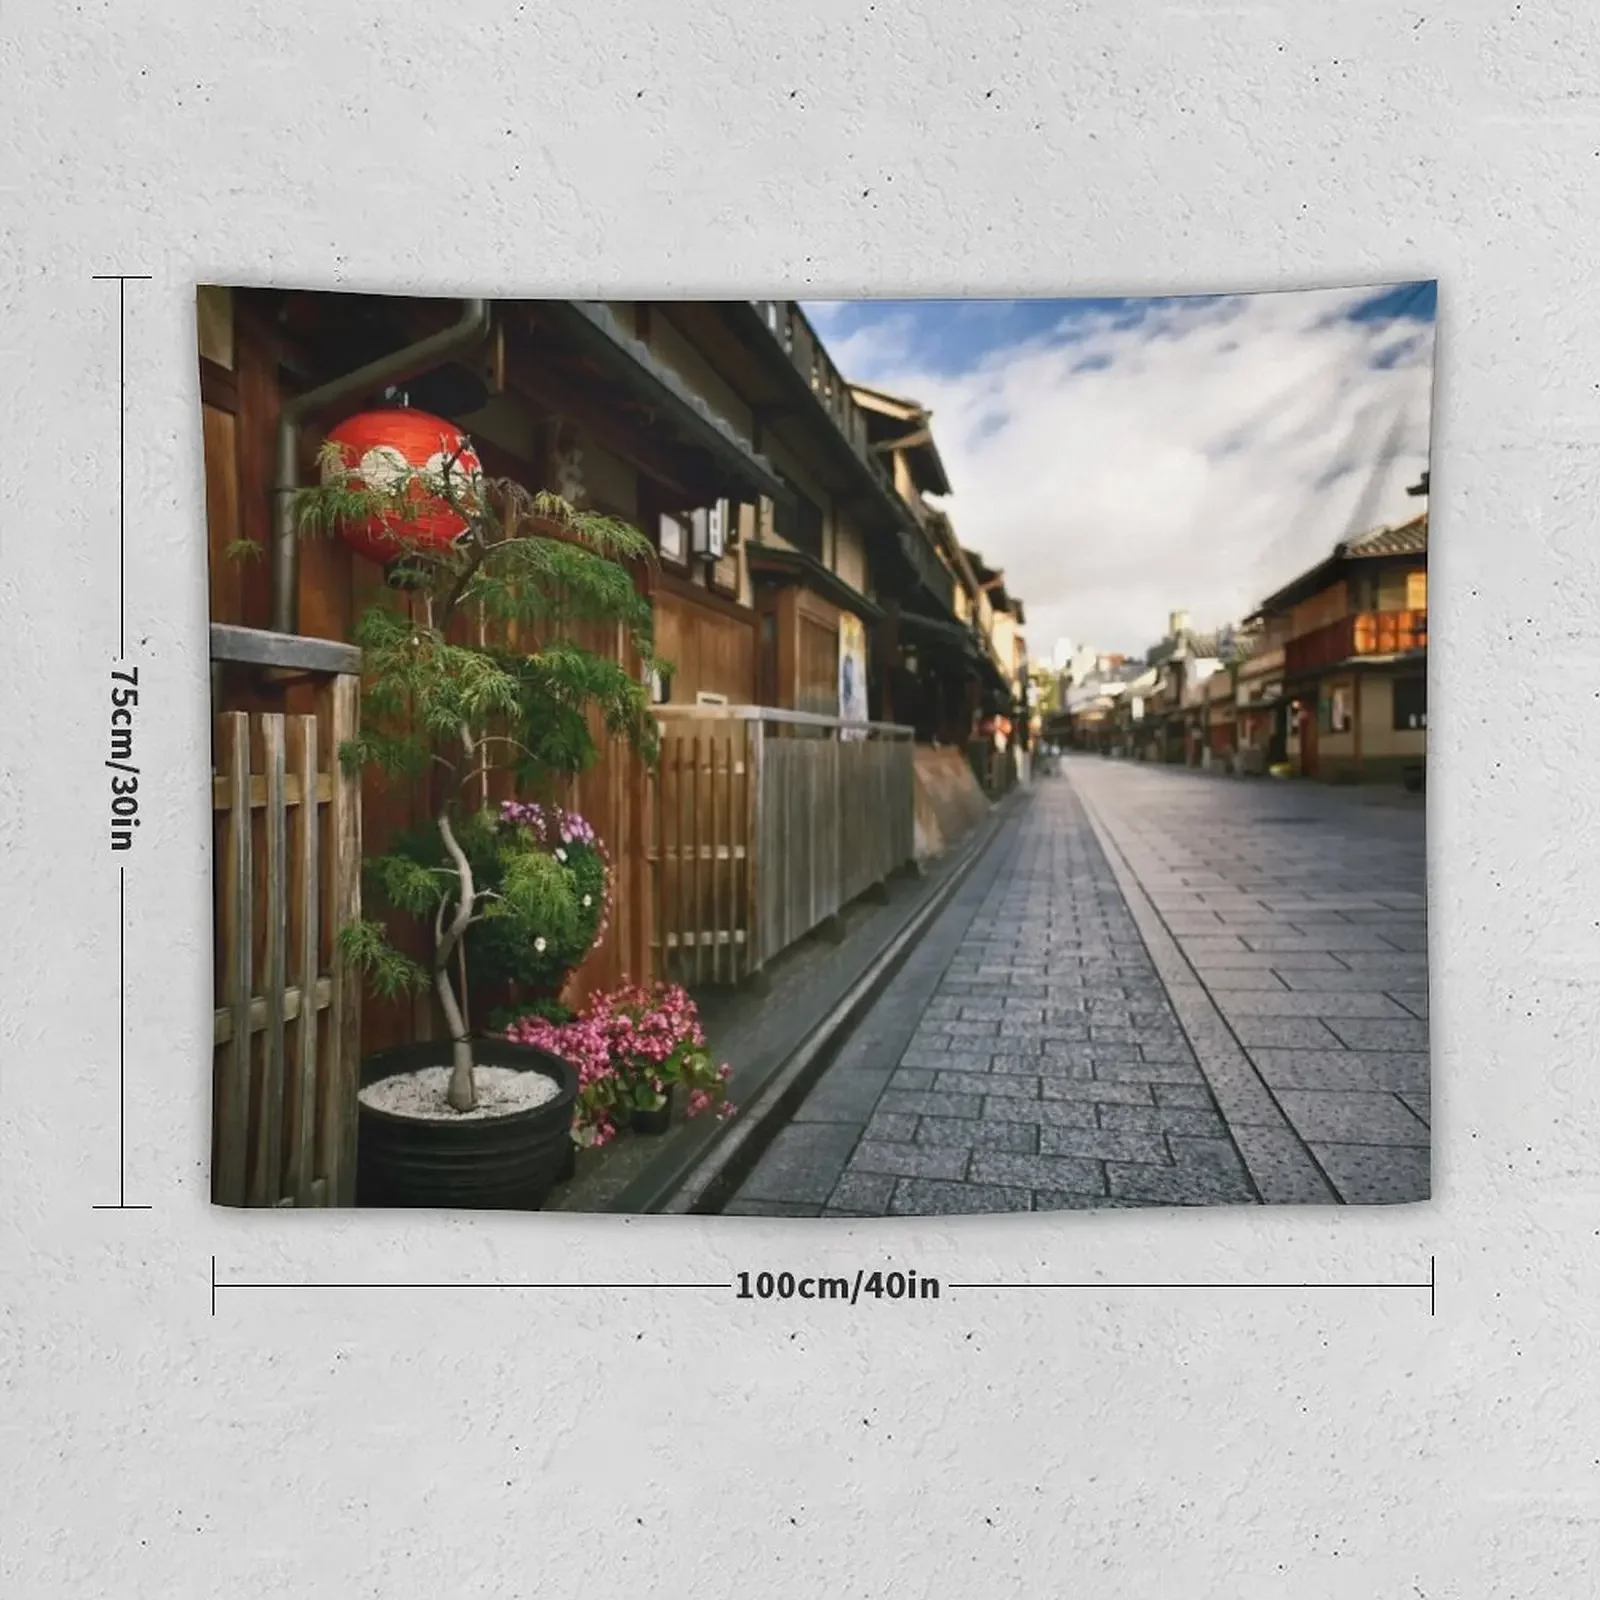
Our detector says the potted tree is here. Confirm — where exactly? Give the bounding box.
[291,429,659,1209]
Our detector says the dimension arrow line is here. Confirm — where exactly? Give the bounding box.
[209,1257,1437,1314]
[950,1255,1436,1314]
[91,867,149,1210]
[222,1283,737,1292]
[91,273,151,660]
[91,273,153,1214]
[119,863,125,1200]
[949,1281,1424,1292]
[117,277,124,658]
[209,1259,733,1315]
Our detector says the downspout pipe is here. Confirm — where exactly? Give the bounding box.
[270,298,493,635]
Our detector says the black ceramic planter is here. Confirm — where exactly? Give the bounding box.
[630,1091,674,1137]
[356,1039,578,1211]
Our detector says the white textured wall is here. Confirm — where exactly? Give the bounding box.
[1,2,1592,1593]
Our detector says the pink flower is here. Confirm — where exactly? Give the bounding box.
[513,977,729,1142]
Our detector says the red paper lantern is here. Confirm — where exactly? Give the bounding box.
[321,408,484,568]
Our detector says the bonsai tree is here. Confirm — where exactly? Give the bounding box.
[288,435,660,1113]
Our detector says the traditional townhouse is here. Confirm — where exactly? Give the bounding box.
[963,556,1030,782]
[640,303,951,719]
[1140,612,1223,763]
[1201,663,1238,771]
[847,381,1002,746]
[1232,614,1290,775]
[1250,510,1428,787]
[846,379,1033,808]
[1105,661,1159,757]
[1060,673,1124,752]
[973,559,1029,724]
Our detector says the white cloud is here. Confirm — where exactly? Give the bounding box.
[807,288,1434,660]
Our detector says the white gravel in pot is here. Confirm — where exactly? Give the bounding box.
[359,1065,561,1121]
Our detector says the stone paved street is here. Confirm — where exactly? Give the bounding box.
[724,757,1430,1215]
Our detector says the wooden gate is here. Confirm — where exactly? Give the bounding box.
[210,625,362,1207]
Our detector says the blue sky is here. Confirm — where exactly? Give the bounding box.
[802,283,1436,658]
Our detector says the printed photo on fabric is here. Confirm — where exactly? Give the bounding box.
[198,284,1435,1215]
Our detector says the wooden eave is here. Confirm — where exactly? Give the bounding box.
[747,545,884,625]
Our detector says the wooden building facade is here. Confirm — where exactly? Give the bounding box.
[1252,512,1429,787]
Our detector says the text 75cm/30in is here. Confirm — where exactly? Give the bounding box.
[735,1270,941,1304]
[109,667,141,852]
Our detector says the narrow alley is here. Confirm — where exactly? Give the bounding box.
[725,759,1429,1215]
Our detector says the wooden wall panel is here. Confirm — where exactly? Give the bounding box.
[203,404,243,626]
[230,306,278,633]
[1288,580,1349,640]
[654,583,756,705]
[797,613,840,716]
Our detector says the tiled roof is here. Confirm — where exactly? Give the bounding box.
[1338,512,1428,560]
[1230,631,1260,662]
[1148,628,1223,665]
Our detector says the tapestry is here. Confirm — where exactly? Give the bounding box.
[199,283,1435,1215]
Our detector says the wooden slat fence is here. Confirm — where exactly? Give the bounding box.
[653,706,915,986]
[210,625,362,1207]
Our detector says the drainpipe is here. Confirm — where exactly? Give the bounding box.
[270,298,492,635]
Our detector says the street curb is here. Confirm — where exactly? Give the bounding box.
[643,787,1029,1215]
